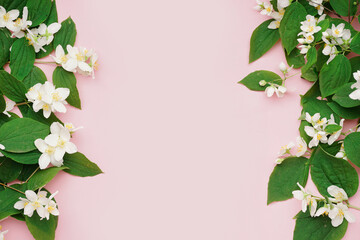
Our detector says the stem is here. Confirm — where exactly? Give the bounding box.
[15,102,30,106]
[35,61,58,64]
[347,204,360,211]
[285,72,301,79]
[0,183,25,194]
[25,167,40,183]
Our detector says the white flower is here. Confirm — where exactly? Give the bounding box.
[42,191,59,220]
[276,86,287,98]
[8,7,32,38]
[279,62,293,74]
[309,0,324,15]
[350,89,360,100]
[275,158,285,164]
[335,143,347,160]
[26,28,47,53]
[279,141,295,156]
[331,24,346,38]
[305,113,320,127]
[298,34,315,44]
[277,0,291,9]
[34,138,61,169]
[26,82,70,118]
[300,15,321,35]
[0,6,19,29]
[268,19,281,29]
[327,119,344,145]
[52,45,77,72]
[304,126,327,148]
[328,185,348,202]
[315,203,331,217]
[254,0,264,11]
[292,182,317,216]
[0,226,8,240]
[3,100,15,117]
[14,190,47,218]
[260,3,273,16]
[64,123,83,133]
[299,44,311,54]
[35,122,77,169]
[295,137,307,157]
[329,203,355,227]
[37,23,61,45]
[49,122,78,157]
[265,85,277,97]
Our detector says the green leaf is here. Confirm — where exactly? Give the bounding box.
[321,141,342,156]
[44,0,58,25]
[0,118,49,153]
[286,48,305,69]
[36,43,54,59]
[53,17,77,52]
[22,66,47,89]
[324,124,342,134]
[311,147,358,198]
[301,66,318,82]
[0,150,41,165]
[27,167,67,190]
[319,55,351,97]
[267,157,309,205]
[327,101,360,120]
[10,38,36,81]
[279,2,307,54]
[63,152,103,177]
[12,213,25,221]
[350,32,360,54]
[19,105,63,127]
[314,19,330,42]
[26,213,58,240]
[0,95,5,113]
[0,184,27,220]
[0,0,27,11]
[249,20,280,63]
[53,67,81,109]
[333,82,360,108]
[316,45,329,72]
[294,211,348,240]
[26,0,52,27]
[344,132,360,168]
[0,70,27,102]
[238,70,282,91]
[0,158,23,182]
[329,0,357,16]
[17,164,39,181]
[0,28,13,68]
[301,47,317,75]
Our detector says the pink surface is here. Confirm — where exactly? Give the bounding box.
[3,0,360,239]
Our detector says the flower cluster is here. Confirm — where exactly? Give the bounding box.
[53,45,98,79]
[322,23,352,63]
[259,62,292,98]
[304,113,344,148]
[293,184,355,227]
[298,15,325,54]
[275,137,307,164]
[0,6,61,53]
[254,0,289,29]
[14,189,59,220]
[25,82,70,119]
[35,122,78,169]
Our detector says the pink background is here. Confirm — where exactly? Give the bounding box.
[3,0,360,239]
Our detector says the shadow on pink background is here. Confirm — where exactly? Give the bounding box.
[3,0,360,239]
